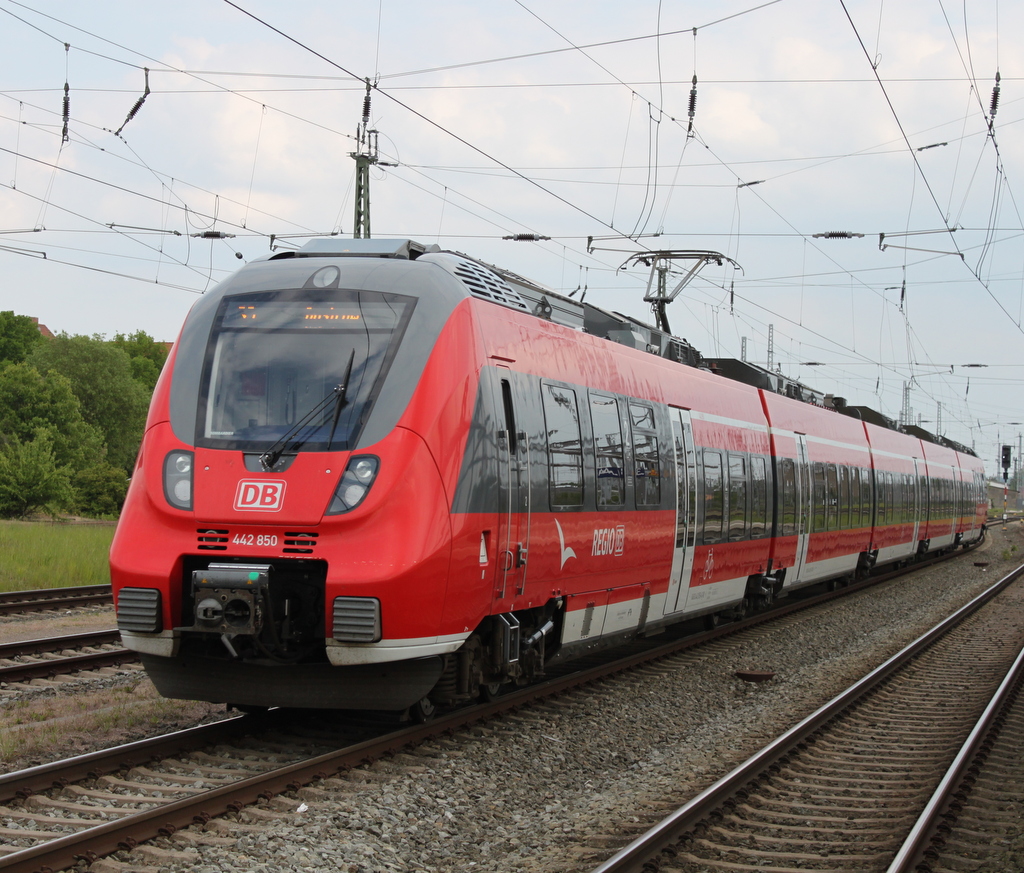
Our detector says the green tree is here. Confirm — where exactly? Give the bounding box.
[111,330,169,392]
[73,463,129,519]
[0,311,44,365]
[0,362,106,473]
[0,429,74,518]
[28,334,149,472]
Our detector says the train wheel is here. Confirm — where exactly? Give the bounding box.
[410,696,437,723]
[704,612,722,630]
[479,682,504,702]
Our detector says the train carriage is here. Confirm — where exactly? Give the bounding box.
[760,391,873,590]
[110,239,985,713]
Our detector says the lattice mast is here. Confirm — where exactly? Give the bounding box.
[350,80,393,239]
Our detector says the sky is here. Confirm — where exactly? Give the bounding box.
[1,0,1023,473]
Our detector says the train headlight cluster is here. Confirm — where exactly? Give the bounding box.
[326,456,379,514]
[163,450,194,511]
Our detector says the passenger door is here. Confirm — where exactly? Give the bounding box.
[665,408,697,614]
[790,433,812,583]
[493,371,531,609]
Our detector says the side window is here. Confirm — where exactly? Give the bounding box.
[839,465,851,529]
[812,462,826,532]
[876,470,886,523]
[728,453,747,541]
[630,403,661,507]
[780,457,796,537]
[850,467,861,527]
[590,393,624,508]
[826,464,838,530]
[542,383,583,508]
[750,457,768,538]
[703,450,724,544]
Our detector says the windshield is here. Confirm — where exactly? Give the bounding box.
[196,287,415,452]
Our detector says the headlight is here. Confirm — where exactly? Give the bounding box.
[164,450,194,510]
[326,456,379,515]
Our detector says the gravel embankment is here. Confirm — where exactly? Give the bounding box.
[85,523,1024,873]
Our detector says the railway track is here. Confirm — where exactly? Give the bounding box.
[0,630,136,687]
[0,545,993,873]
[889,633,1024,872]
[589,560,1024,873]
[0,586,112,617]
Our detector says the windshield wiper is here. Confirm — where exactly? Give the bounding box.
[259,350,357,470]
[326,349,355,452]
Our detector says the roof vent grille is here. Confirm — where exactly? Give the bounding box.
[451,260,529,311]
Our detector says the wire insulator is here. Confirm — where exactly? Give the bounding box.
[62,82,70,143]
[362,79,372,125]
[990,83,1000,118]
[687,75,698,134]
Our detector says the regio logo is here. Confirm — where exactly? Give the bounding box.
[234,480,287,512]
[592,525,625,556]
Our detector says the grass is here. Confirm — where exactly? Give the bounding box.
[0,519,116,592]
[0,677,222,766]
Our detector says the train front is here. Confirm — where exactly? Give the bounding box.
[110,240,473,711]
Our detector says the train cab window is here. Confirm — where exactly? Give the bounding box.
[702,450,724,544]
[197,287,415,452]
[826,464,839,530]
[590,393,624,508]
[728,454,747,541]
[750,457,768,538]
[630,404,661,507]
[779,457,797,537]
[542,383,583,508]
[812,462,827,532]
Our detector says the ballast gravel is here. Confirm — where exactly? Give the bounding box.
[94,525,1024,873]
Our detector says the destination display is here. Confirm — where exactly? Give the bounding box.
[223,300,363,329]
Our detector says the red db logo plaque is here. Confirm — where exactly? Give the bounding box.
[234,480,286,512]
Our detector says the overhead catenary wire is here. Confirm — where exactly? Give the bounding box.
[0,1,1019,457]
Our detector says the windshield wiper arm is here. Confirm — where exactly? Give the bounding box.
[326,349,356,452]
[260,386,340,471]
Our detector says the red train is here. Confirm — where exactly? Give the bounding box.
[109,239,987,715]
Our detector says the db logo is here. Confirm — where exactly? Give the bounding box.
[234,480,286,512]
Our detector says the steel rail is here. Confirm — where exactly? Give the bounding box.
[0,585,112,616]
[0,713,271,806]
[0,544,987,873]
[0,648,137,683]
[886,634,1024,872]
[0,630,120,659]
[588,560,1024,873]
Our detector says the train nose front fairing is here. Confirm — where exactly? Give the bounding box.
[177,281,414,659]
[115,247,471,709]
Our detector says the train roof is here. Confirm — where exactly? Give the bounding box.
[266,238,975,459]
